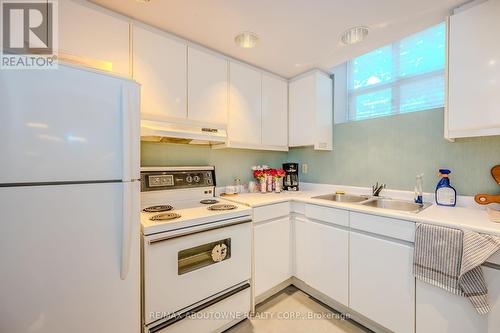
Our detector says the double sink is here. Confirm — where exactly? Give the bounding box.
[312,193,431,214]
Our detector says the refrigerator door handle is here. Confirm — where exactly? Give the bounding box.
[121,83,140,182]
[120,182,135,280]
[121,86,132,183]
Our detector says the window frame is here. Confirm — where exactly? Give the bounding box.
[347,27,445,121]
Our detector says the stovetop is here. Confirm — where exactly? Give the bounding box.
[140,198,251,236]
[140,166,251,235]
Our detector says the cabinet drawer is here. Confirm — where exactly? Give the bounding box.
[253,202,290,223]
[350,212,415,242]
[305,204,348,227]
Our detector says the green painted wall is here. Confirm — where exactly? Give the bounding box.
[141,109,500,196]
[141,142,288,186]
[288,108,500,196]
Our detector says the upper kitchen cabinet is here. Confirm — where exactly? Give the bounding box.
[59,0,130,76]
[447,0,500,138]
[289,70,333,150]
[228,62,262,146]
[133,24,187,120]
[262,74,288,148]
[220,63,288,151]
[188,47,228,126]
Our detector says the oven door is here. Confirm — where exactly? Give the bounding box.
[143,217,252,326]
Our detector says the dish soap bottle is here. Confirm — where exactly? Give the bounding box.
[414,173,424,204]
[435,169,456,207]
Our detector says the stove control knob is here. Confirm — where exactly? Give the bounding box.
[186,176,193,183]
[193,176,200,183]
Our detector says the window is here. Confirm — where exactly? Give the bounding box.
[348,23,446,121]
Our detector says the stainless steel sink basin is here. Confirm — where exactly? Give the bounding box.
[361,198,430,213]
[313,193,370,203]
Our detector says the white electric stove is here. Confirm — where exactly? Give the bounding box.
[140,166,252,333]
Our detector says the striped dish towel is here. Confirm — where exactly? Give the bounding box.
[414,223,500,315]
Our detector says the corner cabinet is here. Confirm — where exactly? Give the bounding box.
[132,25,187,120]
[289,70,333,150]
[447,0,500,138]
[59,0,130,76]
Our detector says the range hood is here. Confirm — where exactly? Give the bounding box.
[140,119,227,145]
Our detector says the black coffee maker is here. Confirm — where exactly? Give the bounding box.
[283,163,299,191]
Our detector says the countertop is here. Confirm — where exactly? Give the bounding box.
[221,191,500,236]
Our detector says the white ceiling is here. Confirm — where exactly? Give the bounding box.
[90,0,465,78]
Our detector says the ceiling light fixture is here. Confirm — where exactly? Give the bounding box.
[234,32,259,49]
[340,26,369,45]
[136,0,151,3]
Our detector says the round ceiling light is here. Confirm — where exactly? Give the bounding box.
[340,26,369,45]
[235,32,259,49]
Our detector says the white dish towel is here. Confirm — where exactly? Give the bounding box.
[414,223,500,314]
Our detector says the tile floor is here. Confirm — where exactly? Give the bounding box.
[226,286,372,333]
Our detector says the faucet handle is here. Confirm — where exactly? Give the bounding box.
[372,183,386,196]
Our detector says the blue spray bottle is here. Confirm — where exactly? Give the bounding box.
[435,169,456,207]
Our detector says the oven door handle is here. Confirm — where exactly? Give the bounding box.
[148,217,252,245]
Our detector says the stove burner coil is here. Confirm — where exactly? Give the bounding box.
[208,204,237,211]
[200,199,219,205]
[142,205,173,213]
[149,213,181,221]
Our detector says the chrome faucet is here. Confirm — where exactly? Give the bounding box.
[372,182,386,197]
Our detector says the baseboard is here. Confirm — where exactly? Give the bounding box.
[255,278,294,305]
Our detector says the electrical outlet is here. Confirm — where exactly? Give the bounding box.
[302,163,308,174]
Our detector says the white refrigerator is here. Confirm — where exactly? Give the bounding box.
[0,64,141,333]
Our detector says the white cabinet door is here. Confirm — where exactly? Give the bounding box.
[59,0,130,76]
[188,47,228,126]
[448,0,500,138]
[229,62,262,145]
[133,25,187,120]
[294,218,349,306]
[261,74,288,147]
[350,231,415,333]
[314,73,333,150]
[416,265,500,333]
[254,217,291,297]
[288,71,332,150]
[289,74,315,147]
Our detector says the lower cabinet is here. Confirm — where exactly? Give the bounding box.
[416,265,500,333]
[254,217,291,298]
[294,217,349,306]
[254,204,500,333]
[350,231,415,333]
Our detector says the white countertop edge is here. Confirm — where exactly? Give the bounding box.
[217,183,500,236]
